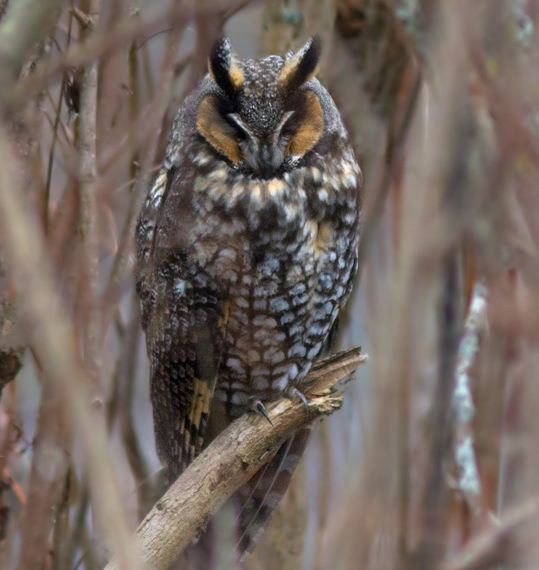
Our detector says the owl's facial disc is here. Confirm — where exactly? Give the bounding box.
[198,36,325,177]
[228,111,294,179]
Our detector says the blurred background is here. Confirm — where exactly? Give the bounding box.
[0,0,538,569]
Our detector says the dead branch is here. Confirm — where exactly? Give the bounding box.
[104,347,366,570]
[0,0,65,88]
[99,3,187,336]
[0,124,145,570]
[77,0,102,402]
[16,376,70,570]
[0,0,65,399]
[441,497,539,570]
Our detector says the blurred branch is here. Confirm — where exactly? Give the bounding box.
[0,0,65,399]
[0,123,144,570]
[0,0,65,90]
[100,3,186,334]
[16,377,70,570]
[356,70,422,274]
[442,496,539,570]
[104,348,366,570]
[4,4,184,112]
[78,0,102,401]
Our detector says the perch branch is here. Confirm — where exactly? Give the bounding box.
[104,347,366,570]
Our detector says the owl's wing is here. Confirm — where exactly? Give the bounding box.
[135,168,226,481]
[145,278,225,480]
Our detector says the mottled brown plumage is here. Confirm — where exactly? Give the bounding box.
[135,35,361,563]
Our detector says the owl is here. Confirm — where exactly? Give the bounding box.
[135,35,361,562]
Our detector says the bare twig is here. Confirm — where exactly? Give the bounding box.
[0,0,65,400]
[77,0,101,397]
[76,1,112,564]
[104,348,366,570]
[442,497,539,570]
[99,3,186,335]
[0,123,144,570]
[43,8,74,233]
[0,0,66,88]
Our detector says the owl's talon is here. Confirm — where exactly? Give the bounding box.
[290,388,309,409]
[253,399,273,426]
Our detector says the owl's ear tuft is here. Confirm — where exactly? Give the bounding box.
[280,36,322,92]
[208,36,244,96]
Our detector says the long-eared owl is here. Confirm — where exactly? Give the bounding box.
[135,36,361,561]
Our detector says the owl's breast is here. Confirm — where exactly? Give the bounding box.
[181,148,359,416]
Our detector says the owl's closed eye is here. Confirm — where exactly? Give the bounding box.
[196,36,326,179]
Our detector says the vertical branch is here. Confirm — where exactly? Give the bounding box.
[0,124,145,570]
[75,2,108,565]
[16,376,70,570]
[99,1,186,334]
[0,0,66,400]
[76,0,102,401]
[412,253,461,569]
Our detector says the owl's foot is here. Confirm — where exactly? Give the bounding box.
[289,387,309,409]
[251,399,273,426]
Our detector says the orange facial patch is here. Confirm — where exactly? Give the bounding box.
[197,96,243,164]
[287,91,324,157]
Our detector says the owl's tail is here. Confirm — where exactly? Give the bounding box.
[234,423,313,563]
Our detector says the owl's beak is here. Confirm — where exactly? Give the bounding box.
[236,134,285,179]
[228,112,290,179]
[256,142,285,179]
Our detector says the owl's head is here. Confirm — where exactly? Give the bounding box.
[196,36,325,179]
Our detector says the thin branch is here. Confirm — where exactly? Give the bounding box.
[0,0,66,88]
[77,0,102,399]
[15,377,70,570]
[99,3,186,335]
[104,348,366,570]
[3,0,216,112]
[43,7,74,233]
[442,496,539,570]
[76,2,111,565]
[0,122,144,570]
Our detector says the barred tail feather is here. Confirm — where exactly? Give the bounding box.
[235,424,313,562]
